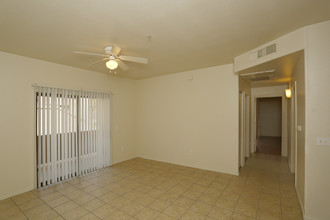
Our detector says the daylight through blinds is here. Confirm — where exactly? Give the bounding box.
[35,86,111,187]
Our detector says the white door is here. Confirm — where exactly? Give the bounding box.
[240,92,245,167]
[245,95,250,158]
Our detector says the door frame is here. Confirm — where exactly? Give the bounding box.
[250,86,288,156]
[245,95,250,158]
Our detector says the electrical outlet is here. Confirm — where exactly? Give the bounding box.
[316,137,330,146]
[188,150,192,156]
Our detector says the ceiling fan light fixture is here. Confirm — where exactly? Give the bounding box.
[106,60,118,70]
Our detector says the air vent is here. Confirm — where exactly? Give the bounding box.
[257,44,276,58]
[240,70,275,82]
[249,44,276,60]
[249,76,271,81]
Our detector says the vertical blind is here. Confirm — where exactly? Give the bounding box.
[35,86,111,187]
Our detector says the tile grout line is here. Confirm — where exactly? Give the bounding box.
[3,156,301,220]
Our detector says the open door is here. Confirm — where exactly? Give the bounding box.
[293,81,298,185]
[253,97,258,153]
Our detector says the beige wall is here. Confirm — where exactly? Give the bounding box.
[291,52,305,209]
[239,78,251,97]
[257,97,282,137]
[136,65,239,175]
[0,52,137,200]
[304,20,330,220]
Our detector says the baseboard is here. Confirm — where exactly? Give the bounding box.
[136,155,239,176]
[111,156,137,166]
[0,186,35,201]
[295,186,307,220]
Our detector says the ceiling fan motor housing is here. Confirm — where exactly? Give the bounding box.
[104,46,113,54]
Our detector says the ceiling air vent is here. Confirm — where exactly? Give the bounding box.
[249,76,272,81]
[240,70,275,82]
[257,43,276,58]
[249,43,276,60]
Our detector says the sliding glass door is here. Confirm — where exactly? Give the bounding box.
[36,87,111,187]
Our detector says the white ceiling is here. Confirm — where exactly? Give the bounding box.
[0,0,329,79]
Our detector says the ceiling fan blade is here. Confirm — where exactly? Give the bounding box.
[119,55,148,64]
[117,59,129,71]
[90,57,108,66]
[73,51,105,57]
[112,44,122,56]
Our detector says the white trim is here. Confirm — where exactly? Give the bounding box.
[245,95,250,157]
[0,187,35,201]
[239,92,245,167]
[295,186,308,220]
[34,87,38,189]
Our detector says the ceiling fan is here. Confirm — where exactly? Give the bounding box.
[73,45,148,72]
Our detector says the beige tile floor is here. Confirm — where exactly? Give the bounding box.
[0,153,303,220]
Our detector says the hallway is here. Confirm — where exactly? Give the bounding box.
[0,154,302,220]
[256,136,282,155]
[239,154,302,219]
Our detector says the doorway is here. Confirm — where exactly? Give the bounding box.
[256,97,282,155]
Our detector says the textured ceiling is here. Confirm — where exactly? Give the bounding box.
[0,0,330,79]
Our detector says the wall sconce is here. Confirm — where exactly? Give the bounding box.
[285,89,292,99]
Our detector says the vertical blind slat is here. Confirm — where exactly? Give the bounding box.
[84,92,88,173]
[61,90,64,180]
[68,90,72,178]
[47,88,51,183]
[88,92,92,172]
[57,91,61,181]
[75,91,79,176]
[82,92,85,174]
[81,92,85,174]
[51,88,56,184]
[41,88,46,186]
[93,93,97,171]
[64,90,68,179]
[107,95,111,166]
[101,94,104,168]
[37,88,41,188]
[77,92,81,175]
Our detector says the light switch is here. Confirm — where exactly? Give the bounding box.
[297,125,302,131]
